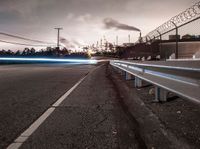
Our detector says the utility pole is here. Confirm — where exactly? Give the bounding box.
[54,27,63,49]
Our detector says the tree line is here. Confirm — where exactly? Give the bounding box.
[0,47,90,58]
[0,47,69,57]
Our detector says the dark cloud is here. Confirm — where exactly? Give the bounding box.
[103,18,140,32]
[59,37,83,49]
[0,10,21,24]
[59,37,75,48]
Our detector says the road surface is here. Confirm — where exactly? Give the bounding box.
[0,63,143,149]
[0,63,94,148]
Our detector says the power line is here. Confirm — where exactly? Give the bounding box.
[0,32,55,45]
[0,39,54,47]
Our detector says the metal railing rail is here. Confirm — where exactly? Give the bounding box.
[110,60,200,104]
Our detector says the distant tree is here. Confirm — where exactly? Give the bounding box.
[22,48,30,55]
[15,50,21,56]
[61,47,69,56]
[30,48,36,55]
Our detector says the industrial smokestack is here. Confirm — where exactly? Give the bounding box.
[103,18,140,32]
[100,39,103,50]
[116,36,118,46]
[138,32,142,43]
[96,41,99,48]
[128,34,130,43]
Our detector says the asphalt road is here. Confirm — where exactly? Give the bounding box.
[0,63,144,149]
[0,63,95,149]
[19,64,143,149]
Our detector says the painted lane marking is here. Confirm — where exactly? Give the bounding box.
[52,76,86,107]
[6,71,89,149]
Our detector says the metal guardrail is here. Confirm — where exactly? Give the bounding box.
[110,60,200,104]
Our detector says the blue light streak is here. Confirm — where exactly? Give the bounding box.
[0,57,97,64]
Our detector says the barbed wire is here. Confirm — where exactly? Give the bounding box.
[144,1,200,40]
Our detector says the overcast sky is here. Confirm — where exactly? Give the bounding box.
[0,0,198,50]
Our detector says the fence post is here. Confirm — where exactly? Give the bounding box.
[147,36,151,43]
[146,37,148,43]
[171,21,179,59]
[157,30,162,59]
[153,36,156,41]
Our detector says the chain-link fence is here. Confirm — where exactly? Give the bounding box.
[120,1,200,60]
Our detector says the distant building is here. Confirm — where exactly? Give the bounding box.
[182,34,192,39]
[195,35,200,39]
[122,43,135,47]
[169,35,180,40]
[182,34,196,40]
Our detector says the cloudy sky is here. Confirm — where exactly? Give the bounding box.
[0,0,198,50]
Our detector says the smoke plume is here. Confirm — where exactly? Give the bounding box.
[59,37,75,48]
[103,18,140,32]
[59,37,83,49]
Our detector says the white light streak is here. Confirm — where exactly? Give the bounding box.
[0,57,97,64]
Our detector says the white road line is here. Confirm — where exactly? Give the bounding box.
[52,76,86,107]
[6,69,93,149]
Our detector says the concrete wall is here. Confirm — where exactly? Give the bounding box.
[160,41,200,59]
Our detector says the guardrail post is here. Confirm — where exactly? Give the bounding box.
[117,69,125,76]
[125,72,133,80]
[122,71,126,76]
[155,86,168,102]
[116,68,120,74]
[135,77,143,88]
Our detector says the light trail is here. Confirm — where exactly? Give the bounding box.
[0,57,97,64]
